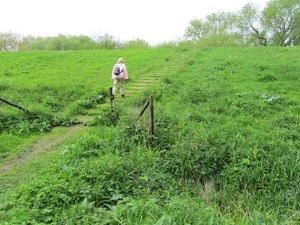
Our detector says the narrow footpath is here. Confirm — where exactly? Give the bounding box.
[0,51,193,175]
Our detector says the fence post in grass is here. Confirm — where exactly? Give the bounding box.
[109,87,115,116]
[139,98,150,117]
[139,95,154,136]
[109,87,114,101]
[150,95,154,136]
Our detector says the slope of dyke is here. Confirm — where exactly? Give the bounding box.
[0,50,193,176]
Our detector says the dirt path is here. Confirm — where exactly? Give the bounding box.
[0,122,89,175]
[0,51,192,176]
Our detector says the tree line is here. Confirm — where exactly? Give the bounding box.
[1,0,299,51]
[185,0,300,47]
[0,32,152,51]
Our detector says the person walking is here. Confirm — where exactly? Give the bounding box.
[111,57,128,100]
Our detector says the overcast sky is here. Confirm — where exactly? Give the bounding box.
[2,0,269,45]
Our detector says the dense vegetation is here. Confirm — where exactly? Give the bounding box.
[0,46,300,224]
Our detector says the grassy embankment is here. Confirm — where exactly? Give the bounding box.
[0,48,179,158]
[0,47,300,224]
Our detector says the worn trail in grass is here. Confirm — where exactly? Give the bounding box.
[0,50,192,176]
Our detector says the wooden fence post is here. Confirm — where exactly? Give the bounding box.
[138,95,154,136]
[0,97,29,112]
[109,87,114,115]
[139,99,150,117]
[150,95,154,135]
[109,87,114,101]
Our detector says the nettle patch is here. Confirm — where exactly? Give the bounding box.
[0,111,79,134]
[0,91,108,134]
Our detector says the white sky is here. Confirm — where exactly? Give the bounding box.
[2,0,269,45]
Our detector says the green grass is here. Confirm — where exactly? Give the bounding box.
[0,48,183,157]
[0,46,300,224]
[0,49,178,111]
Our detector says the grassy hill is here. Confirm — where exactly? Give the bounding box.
[0,47,299,224]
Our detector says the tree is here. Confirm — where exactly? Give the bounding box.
[262,0,300,46]
[0,30,20,51]
[238,3,268,46]
[204,12,238,36]
[184,12,243,47]
[185,19,206,40]
[45,34,74,50]
[93,33,121,49]
[18,35,36,51]
[30,36,47,50]
[71,35,97,50]
[124,38,149,49]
